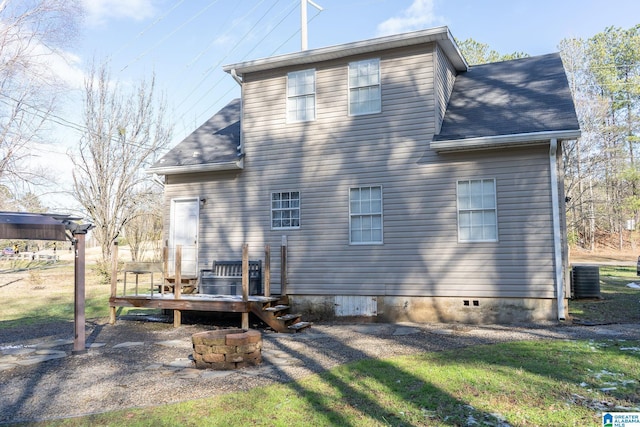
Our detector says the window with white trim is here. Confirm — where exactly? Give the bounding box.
[271,191,300,229]
[457,179,497,242]
[349,58,381,115]
[349,186,383,244]
[287,69,315,122]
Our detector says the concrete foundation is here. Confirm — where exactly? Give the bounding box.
[289,295,560,324]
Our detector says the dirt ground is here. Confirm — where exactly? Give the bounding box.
[569,247,638,265]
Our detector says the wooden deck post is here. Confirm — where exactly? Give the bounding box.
[174,245,182,328]
[109,241,119,324]
[264,245,270,297]
[162,246,169,294]
[280,236,288,295]
[241,244,249,330]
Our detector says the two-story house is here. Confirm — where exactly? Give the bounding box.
[148,26,581,324]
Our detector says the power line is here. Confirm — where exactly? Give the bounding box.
[0,94,162,151]
[174,0,298,124]
[192,5,323,128]
[120,0,223,72]
[102,0,187,71]
[168,0,269,105]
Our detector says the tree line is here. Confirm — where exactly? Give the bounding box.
[459,28,640,253]
[559,25,640,252]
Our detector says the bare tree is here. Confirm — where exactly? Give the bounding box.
[123,185,164,262]
[0,0,81,188]
[70,64,172,272]
[560,25,640,251]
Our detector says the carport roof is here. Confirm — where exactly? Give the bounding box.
[0,212,79,241]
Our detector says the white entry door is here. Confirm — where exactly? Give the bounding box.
[168,198,199,277]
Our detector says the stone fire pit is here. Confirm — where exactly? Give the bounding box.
[192,328,262,370]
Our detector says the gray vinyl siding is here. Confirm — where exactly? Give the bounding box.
[434,44,457,134]
[164,43,557,300]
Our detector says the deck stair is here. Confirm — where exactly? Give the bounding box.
[250,296,311,333]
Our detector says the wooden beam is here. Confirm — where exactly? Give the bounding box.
[174,245,182,328]
[109,241,118,324]
[162,246,168,294]
[109,297,251,312]
[241,244,249,329]
[242,244,249,301]
[264,245,271,297]
[280,236,288,295]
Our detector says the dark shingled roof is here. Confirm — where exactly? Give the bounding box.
[150,98,241,170]
[434,53,580,142]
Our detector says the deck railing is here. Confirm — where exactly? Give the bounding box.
[108,242,274,328]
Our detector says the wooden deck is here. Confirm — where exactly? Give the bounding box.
[108,243,311,332]
[109,292,310,333]
[109,293,278,313]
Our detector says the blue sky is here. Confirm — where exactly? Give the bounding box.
[39,0,640,209]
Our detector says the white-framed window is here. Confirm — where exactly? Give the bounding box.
[271,191,300,229]
[349,186,383,244]
[287,69,315,122]
[349,58,381,116]
[457,179,498,242]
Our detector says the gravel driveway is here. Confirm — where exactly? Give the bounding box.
[1,317,639,425]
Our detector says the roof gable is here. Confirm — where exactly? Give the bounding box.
[149,98,242,175]
[432,53,580,151]
[223,26,468,77]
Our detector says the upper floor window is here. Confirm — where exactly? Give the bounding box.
[350,186,383,244]
[287,69,315,122]
[271,191,300,229]
[349,59,381,116]
[457,179,497,242]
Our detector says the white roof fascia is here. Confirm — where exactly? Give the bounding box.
[146,158,244,176]
[431,130,582,152]
[223,26,468,76]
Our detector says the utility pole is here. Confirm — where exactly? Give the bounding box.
[301,0,323,51]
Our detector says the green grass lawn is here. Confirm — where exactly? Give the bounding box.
[37,339,640,427]
[568,266,640,324]
[0,261,144,329]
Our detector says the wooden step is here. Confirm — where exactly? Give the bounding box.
[276,313,301,322]
[287,321,312,332]
[264,304,289,312]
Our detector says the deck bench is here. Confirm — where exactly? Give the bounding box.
[199,260,262,296]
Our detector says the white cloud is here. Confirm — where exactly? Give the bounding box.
[82,0,155,26]
[376,0,444,36]
[47,51,86,90]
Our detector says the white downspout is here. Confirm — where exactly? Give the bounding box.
[230,69,242,86]
[549,138,565,320]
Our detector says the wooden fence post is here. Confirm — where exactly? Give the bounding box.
[109,241,119,324]
[264,245,270,297]
[241,244,249,330]
[174,245,182,327]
